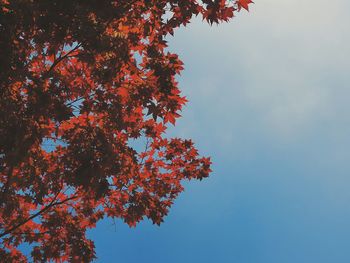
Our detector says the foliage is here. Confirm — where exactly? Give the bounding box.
[0,0,252,261]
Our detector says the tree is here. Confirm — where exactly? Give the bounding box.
[0,0,252,261]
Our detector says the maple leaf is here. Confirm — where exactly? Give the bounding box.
[0,0,254,261]
[238,0,254,11]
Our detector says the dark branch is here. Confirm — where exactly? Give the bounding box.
[0,195,78,238]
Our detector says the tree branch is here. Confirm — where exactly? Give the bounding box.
[0,195,78,238]
[45,43,82,77]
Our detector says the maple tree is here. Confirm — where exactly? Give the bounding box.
[0,0,252,261]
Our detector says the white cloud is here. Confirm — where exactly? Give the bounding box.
[168,0,350,142]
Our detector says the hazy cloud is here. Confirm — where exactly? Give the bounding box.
[168,0,350,141]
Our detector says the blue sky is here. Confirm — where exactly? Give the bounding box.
[90,0,350,262]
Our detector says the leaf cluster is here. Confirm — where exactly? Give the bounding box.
[0,0,252,261]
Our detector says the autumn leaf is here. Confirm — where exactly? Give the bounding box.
[238,0,254,11]
[0,0,254,261]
